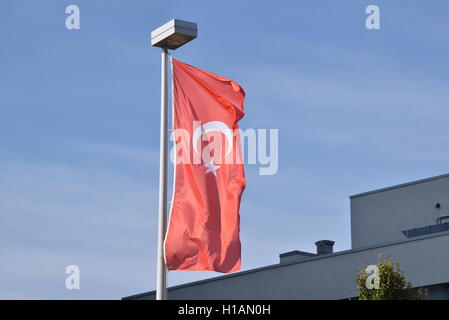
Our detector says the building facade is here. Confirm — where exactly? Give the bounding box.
[124,174,449,300]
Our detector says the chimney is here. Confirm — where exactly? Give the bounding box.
[315,240,334,255]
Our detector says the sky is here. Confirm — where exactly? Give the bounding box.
[1,0,449,299]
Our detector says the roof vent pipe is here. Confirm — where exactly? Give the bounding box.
[315,240,335,255]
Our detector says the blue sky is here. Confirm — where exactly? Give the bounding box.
[1,0,449,299]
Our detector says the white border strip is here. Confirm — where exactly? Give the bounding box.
[163,56,176,267]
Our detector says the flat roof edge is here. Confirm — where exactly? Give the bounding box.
[350,172,449,199]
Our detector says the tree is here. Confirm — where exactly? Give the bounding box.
[356,254,426,300]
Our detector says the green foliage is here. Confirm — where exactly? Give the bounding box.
[356,254,426,300]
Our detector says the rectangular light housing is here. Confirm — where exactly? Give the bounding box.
[151,19,197,50]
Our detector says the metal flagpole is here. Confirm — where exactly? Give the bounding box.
[151,19,197,301]
[156,48,169,300]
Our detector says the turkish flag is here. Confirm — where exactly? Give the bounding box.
[164,58,246,273]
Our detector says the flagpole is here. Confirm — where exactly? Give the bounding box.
[151,19,197,301]
[156,47,169,300]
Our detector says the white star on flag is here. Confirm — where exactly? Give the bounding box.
[203,160,221,176]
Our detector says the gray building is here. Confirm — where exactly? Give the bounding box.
[124,174,449,300]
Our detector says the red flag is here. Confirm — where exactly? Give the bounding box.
[164,58,246,273]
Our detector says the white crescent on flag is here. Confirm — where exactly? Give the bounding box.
[192,121,234,156]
